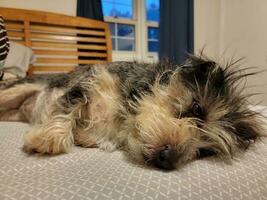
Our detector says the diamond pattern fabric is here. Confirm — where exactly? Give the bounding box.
[0,122,266,200]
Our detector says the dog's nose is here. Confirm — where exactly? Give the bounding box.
[152,144,178,170]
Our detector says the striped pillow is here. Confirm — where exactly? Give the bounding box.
[0,16,9,80]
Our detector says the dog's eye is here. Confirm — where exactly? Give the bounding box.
[191,102,203,117]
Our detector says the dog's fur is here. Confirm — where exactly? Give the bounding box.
[0,56,264,170]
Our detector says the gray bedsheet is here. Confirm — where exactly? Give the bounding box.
[0,122,266,200]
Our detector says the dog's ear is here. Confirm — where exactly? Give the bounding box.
[189,55,216,71]
[232,118,261,149]
[181,56,225,91]
[197,148,217,158]
[60,85,87,106]
[197,117,261,158]
[223,106,262,149]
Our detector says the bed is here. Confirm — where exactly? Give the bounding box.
[0,7,267,200]
[0,117,267,199]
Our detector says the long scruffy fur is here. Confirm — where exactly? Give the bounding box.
[0,56,264,170]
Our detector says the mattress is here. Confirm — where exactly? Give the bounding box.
[0,120,266,200]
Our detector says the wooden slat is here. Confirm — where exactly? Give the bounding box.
[7,39,25,46]
[7,32,24,37]
[34,50,107,57]
[24,21,32,74]
[12,41,26,45]
[31,25,105,36]
[31,41,107,50]
[36,58,107,64]
[9,38,24,41]
[6,23,24,29]
[31,33,106,43]
[32,66,75,72]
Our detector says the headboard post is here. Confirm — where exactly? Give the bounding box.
[23,20,34,75]
[105,27,112,63]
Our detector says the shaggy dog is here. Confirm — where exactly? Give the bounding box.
[0,55,263,170]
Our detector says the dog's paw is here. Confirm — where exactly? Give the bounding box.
[23,130,73,155]
[22,144,39,154]
[22,139,68,155]
[99,141,117,152]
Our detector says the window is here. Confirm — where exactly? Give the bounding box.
[109,23,135,51]
[102,0,136,54]
[101,0,160,61]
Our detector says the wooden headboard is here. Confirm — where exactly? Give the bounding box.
[0,7,112,75]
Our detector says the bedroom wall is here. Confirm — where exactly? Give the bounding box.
[194,0,221,58]
[219,0,267,106]
[195,0,267,106]
[0,0,77,16]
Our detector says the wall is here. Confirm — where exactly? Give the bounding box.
[194,0,222,59]
[195,0,267,106]
[220,0,267,105]
[0,0,77,16]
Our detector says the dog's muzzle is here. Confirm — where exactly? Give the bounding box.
[152,144,178,170]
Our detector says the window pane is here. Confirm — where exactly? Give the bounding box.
[117,24,135,37]
[109,22,135,52]
[109,23,115,36]
[148,27,159,52]
[146,0,159,22]
[102,0,133,19]
[148,27,159,40]
[148,41,158,52]
[118,39,135,51]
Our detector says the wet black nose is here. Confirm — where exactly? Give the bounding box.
[152,144,178,170]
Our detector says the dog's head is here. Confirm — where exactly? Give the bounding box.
[127,56,263,170]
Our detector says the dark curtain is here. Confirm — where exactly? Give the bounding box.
[159,0,194,64]
[76,0,104,62]
[76,0,104,20]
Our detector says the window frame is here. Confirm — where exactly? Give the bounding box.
[103,0,159,62]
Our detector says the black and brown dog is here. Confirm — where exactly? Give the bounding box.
[0,55,264,170]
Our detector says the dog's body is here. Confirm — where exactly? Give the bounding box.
[0,56,263,170]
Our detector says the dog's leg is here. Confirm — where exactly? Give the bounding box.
[74,128,97,148]
[19,93,39,123]
[23,114,75,154]
[22,86,85,154]
[0,93,40,122]
[0,84,42,122]
[0,83,43,109]
[0,109,26,121]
